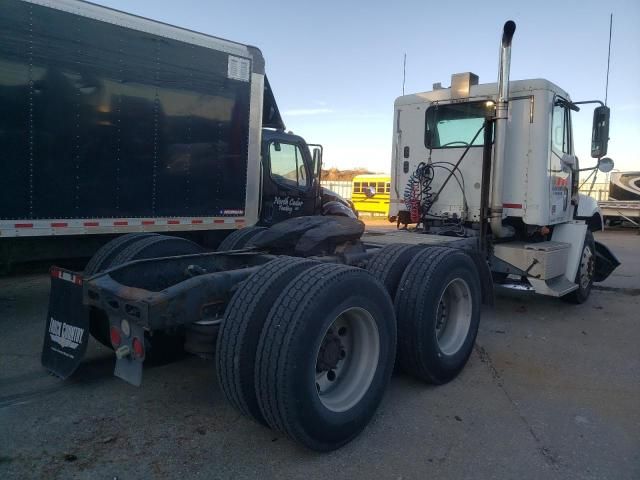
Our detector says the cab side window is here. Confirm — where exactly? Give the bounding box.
[269,142,308,189]
[551,101,571,155]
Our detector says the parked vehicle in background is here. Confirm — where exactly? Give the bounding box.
[598,171,640,226]
[609,171,640,200]
[0,0,354,270]
[351,174,391,215]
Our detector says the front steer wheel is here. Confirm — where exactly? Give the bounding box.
[562,230,595,304]
[255,264,396,451]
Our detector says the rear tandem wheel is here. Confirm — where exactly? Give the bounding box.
[254,264,396,451]
[216,256,319,425]
[217,226,267,251]
[366,243,425,298]
[87,234,205,361]
[395,247,481,384]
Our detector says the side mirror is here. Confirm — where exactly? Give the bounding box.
[591,106,610,158]
[598,157,614,173]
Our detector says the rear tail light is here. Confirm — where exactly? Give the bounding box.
[110,326,122,347]
[50,266,83,285]
[132,337,144,359]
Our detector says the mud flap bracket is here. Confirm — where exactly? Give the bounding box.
[112,320,145,386]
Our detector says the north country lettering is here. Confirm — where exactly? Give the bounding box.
[49,317,84,346]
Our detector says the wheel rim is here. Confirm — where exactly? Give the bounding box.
[579,245,595,289]
[314,307,380,413]
[435,278,472,356]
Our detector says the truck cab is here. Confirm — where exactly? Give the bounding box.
[390,78,602,228]
[259,129,356,226]
[259,129,321,225]
[388,21,619,302]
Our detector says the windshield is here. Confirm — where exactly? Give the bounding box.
[424,101,490,148]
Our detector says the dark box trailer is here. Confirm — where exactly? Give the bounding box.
[0,0,268,244]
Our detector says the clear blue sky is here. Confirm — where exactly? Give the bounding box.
[94,0,639,175]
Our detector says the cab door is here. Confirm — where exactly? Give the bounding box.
[260,133,317,226]
[549,98,576,223]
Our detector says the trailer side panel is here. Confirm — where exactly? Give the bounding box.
[0,0,252,222]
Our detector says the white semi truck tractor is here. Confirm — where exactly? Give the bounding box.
[388,20,620,303]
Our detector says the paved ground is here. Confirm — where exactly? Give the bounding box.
[0,229,638,479]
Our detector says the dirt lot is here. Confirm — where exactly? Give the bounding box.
[1,229,638,479]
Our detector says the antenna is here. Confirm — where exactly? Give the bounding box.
[605,13,613,106]
[402,53,406,95]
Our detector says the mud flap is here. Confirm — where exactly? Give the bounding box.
[41,268,89,379]
[594,241,621,282]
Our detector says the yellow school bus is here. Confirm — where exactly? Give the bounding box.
[351,174,391,214]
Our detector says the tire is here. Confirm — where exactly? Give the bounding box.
[255,264,396,451]
[395,247,481,384]
[216,257,318,425]
[84,233,159,275]
[217,226,266,251]
[562,230,596,304]
[86,233,160,349]
[366,244,424,298]
[110,235,204,267]
[89,235,205,361]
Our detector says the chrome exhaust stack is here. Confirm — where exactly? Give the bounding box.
[490,20,516,238]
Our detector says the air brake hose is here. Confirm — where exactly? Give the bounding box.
[403,162,435,225]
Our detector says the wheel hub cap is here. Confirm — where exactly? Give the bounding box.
[314,307,380,413]
[435,278,472,356]
[317,331,344,372]
[580,246,594,289]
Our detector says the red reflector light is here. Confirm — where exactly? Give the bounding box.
[132,337,144,359]
[110,327,122,347]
